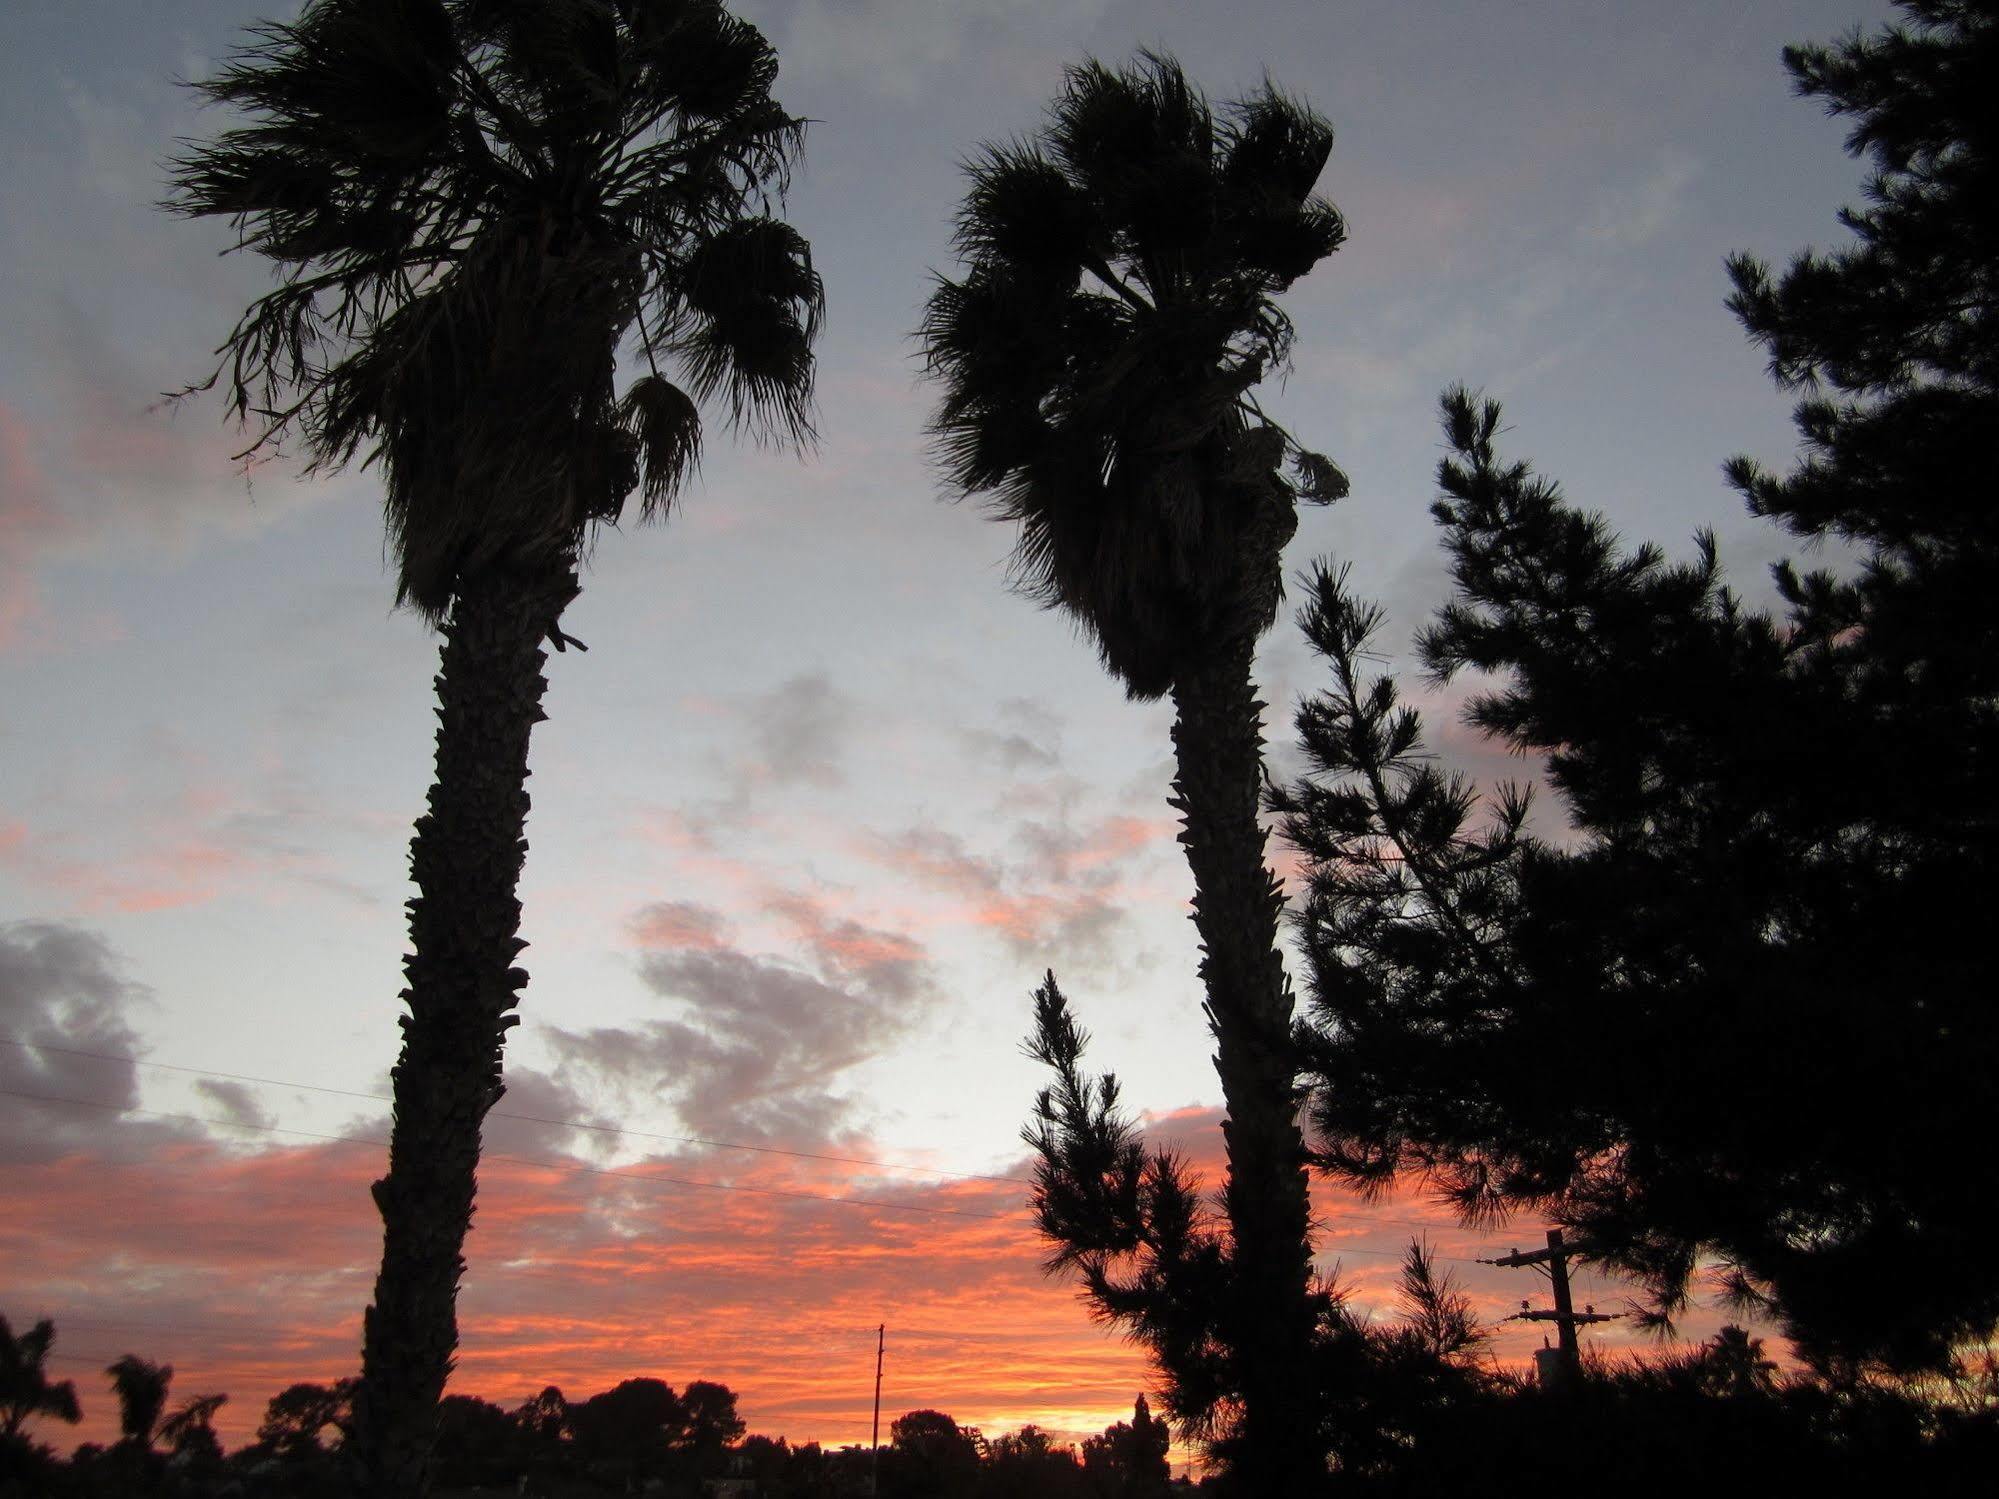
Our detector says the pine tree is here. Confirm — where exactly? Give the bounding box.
[1275,0,1998,1379]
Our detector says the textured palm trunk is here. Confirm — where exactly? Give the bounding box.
[352,561,577,1499]
[1170,633,1322,1495]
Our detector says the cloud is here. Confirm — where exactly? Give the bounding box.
[743,670,852,791]
[0,919,181,1165]
[1585,148,1701,249]
[484,1064,628,1162]
[857,811,1175,972]
[0,79,346,613]
[544,899,937,1146]
[776,0,1113,102]
[959,697,1065,772]
[6,1071,1744,1460]
[652,674,862,844]
[191,1079,275,1133]
[0,748,399,918]
[765,891,929,1005]
[630,901,736,954]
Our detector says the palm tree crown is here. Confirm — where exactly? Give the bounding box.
[920,51,1345,698]
[1,1316,82,1443]
[105,1355,172,1450]
[169,0,823,621]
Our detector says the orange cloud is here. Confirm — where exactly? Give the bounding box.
[6,1098,1738,1460]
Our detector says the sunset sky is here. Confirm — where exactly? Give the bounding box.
[2,0,1890,1459]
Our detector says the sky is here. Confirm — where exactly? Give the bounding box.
[1,0,1896,1461]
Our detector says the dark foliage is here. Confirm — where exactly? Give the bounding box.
[1026,973,1499,1488]
[0,1316,81,1445]
[929,54,1347,1490]
[104,1356,171,1451]
[7,1311,1996,1499]
[1275,0,1999,1380]
[255,1378,358,1460]
[166,9,821,1490]
[167,0,823,622]
[882,1409,983,1499]
[919,50,1344,700]
[1079,1395,1171,1498]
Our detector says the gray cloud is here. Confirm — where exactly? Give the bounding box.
[744,670,852,790]
[192,1077,274,1132]
[0,919,181,1164]
[543,900,935,1147]
[960,696,1065,772]
[661,673,860,844]
[484,1063,627,1161]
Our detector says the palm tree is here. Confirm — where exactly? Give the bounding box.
[106,1355,172,1452]
[166,3,821,1492]
[158,1392,230,1462]
[920,53,1344,1491]
[0,1316,82,1445]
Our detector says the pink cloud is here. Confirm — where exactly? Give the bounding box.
[0,817,246,916]
[6,1088,1745,1459]
[630,901,735,953]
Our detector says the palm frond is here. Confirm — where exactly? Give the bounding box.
[917,48,1342,695]
[677,215,822,443]
[619,372,702,514]
[170,0,819,620]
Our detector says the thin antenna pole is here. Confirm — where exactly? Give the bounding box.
[870,1323,885,1496]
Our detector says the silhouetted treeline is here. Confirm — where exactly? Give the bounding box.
[9,1309,1999,1498]
[2,1319,1186,1498]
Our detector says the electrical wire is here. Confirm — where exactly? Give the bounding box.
[0,1036,1497,1251]
[0,1086,1023,1223]
[0,1037,1026,1185]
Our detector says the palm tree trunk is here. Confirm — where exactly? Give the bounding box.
[1170,633,1322,1494]
[352,560,578,1499]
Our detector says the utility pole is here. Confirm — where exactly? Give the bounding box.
[869,1323,885,1497]
[1480,1229,1619,1386]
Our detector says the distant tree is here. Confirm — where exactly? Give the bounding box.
[884,1409,982,1499]
[923,52,1347,1491]
[1699,1326,1781,1402]
[257,1378,358,1459]
[512,1382,568,1447]
[0,1316,81,1444]
[568,1377,684,1479]
[158,1391,229,1465]
[431,1393,521,1488]
[1274,0,1999,1384]
[105,1355,172,1452]
[983,1424,1085,1499]
[1082,1397,1171,1499]
[166,5,821,1490]
[679,1377,746,1460]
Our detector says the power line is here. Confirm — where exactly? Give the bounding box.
[4,1045,1540,1262]
[0,1036,1503,1253]
[0,1087,1024,1223]
[0,1036,1027,1185]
